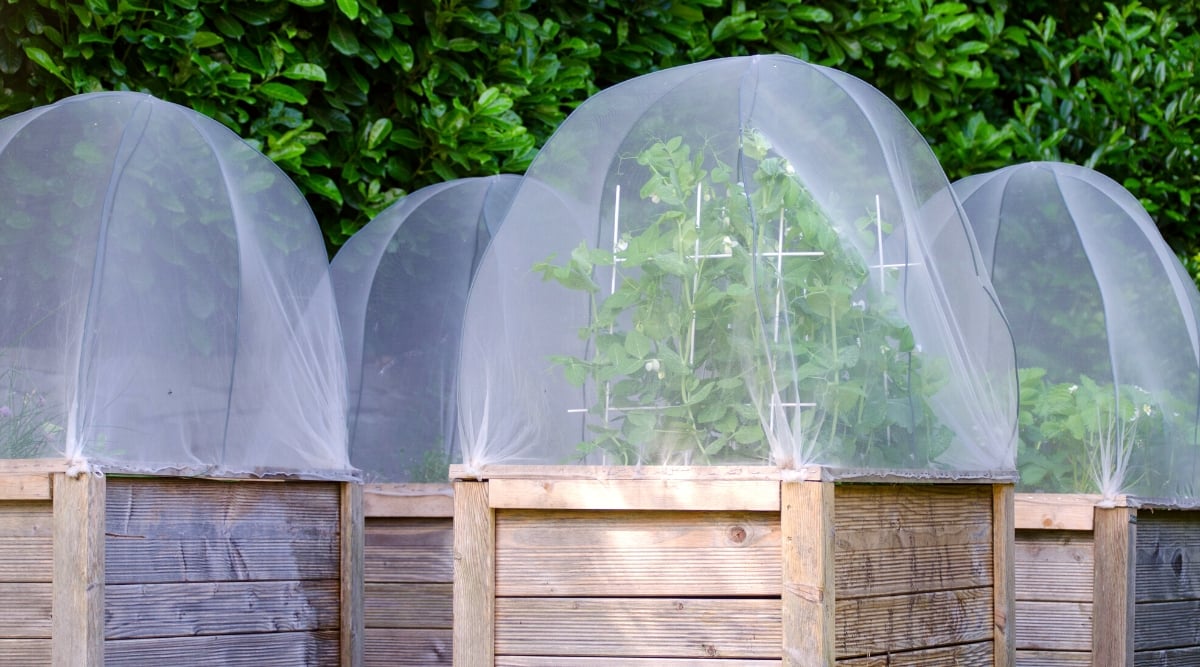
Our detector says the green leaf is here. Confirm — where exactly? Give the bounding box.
[259,82,308,104]
[287,0,325,6]
[366,118,392,150]
[282,63,327,83]
[192,31,224,48]
[23,47,70,85]
[624,329,651,359]
[336,0,359,20]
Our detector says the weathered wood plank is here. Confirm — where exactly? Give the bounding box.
[1013,601,1092,652]
[1135,646,1200,666]
[365,518,453,583]
[0,536,51,582]
[0,582,51,638]
[364,628,451,667]
[365,483,454,518]
[488,478,781,511]
[1013,649,1092,666]
[453,481,493,667]
[105,580,341,640]
[782,481,833,667]
[1133,600,1200,651]
[833,484,994,599]
[835,588,993,659]
[1015,531,1094,602]
[836,640,993,665]
[1014,494,1097,531]
[365,582,452,629]
[0,474,51,501]
[341,482,364,667]
[0,501,52,536]
[1093,507,1135,665]
[1135,510,1200,603]
[52,472,104,667]
[497,659,780,666]
[994,483,1016,667]
[494,597,781,659]
[0,638,51,664]
[450,464,804,482]
[495,509,780,597]
[106,535,340,584]
[103,630,340,666]
[0,459,70,475]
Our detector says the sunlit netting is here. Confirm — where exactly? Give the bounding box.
[456,55,1017,473]
[956,161,1200,503]
[0,92,351,478]
[331,175,518,482]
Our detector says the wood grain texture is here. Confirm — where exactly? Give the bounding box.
[497,658,780,666]
[1133,600,1200,651]
[1014,494,1098,531]
[994,484,1015,667]
[1092,506,1135,665]
[1013,601,1091,651]
[0,500,52,583]
[104,580,340,639]
[364,628,451,666]
[0,639,51,665]
[495,509,780,597]
[364,483,454,518]
[834,588,994,658]
[450,464,802,482]
[1135,646,1200,666]
[1013,649,1092,666]
[833,484,994,599]
[1135,509,1200,603]
[103,630,340,666]
[0,474,51,501]
[494,597,781,659]
[365,583,452,629]
[0,582,51,637]
[105,478,341,584]
[0,459,70,475]
[52,472,104,667]
[1015,531,1094,603]
[365,518,454,583]
[341,482,364,667]
[782,481,834,667]
[835,640,993,666]
[453,481,493,667]
[488,478,781,511]
[0,501,52,536]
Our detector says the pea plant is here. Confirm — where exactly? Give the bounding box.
[0,367,61,459]
[537,133,954,468]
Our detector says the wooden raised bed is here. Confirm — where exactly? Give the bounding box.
[451,465,1015,667]
[363,483,454,666]
[0,460,363,666]
[1014,493,1200,666]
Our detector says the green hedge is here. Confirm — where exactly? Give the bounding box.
[2,0,1197,264]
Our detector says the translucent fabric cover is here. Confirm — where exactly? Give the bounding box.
[0,92,351,478]
[956,162,1200,503]
[332,175,518,482]
[457,55,1017,473]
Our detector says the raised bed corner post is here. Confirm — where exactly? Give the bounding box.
[52,471,105,667]
[1093,505,1136,666]
[993,483,1015,667]
[453,480,494,667]
[340,482,365,667]
[782,480,835,667]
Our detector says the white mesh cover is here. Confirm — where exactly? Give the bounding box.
[332,175,518,482]
[456,55,1017,473]
[957,162,1200,503]
[0,92,351,479]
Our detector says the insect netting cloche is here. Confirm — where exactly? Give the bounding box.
[331,175,518,483]
[0,92,351,479]
[956,161,1200,505]
[456,55,1017,475]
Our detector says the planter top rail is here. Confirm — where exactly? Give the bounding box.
[449,464,1016,484]
[1014,492,1200,531]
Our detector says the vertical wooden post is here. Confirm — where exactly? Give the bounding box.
[781,480,835,666]
[453,481,494,667]
[52,472,105,667]
[340,482,364,667]
[1093,506,1136,665]
[992,483,1015,667]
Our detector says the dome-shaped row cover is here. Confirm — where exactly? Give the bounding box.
[457,55,1017,473]
[0,92,351,478]
[332,175,518,483]
[957,162,1200,504]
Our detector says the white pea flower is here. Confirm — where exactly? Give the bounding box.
[644,359,661,373]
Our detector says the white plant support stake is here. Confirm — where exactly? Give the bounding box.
[689,183,702,367]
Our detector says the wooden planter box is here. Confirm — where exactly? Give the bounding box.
[1015,493,1200,666]
[0,460,363,666]
[363,483,454,666]
[451,465,1015,666]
